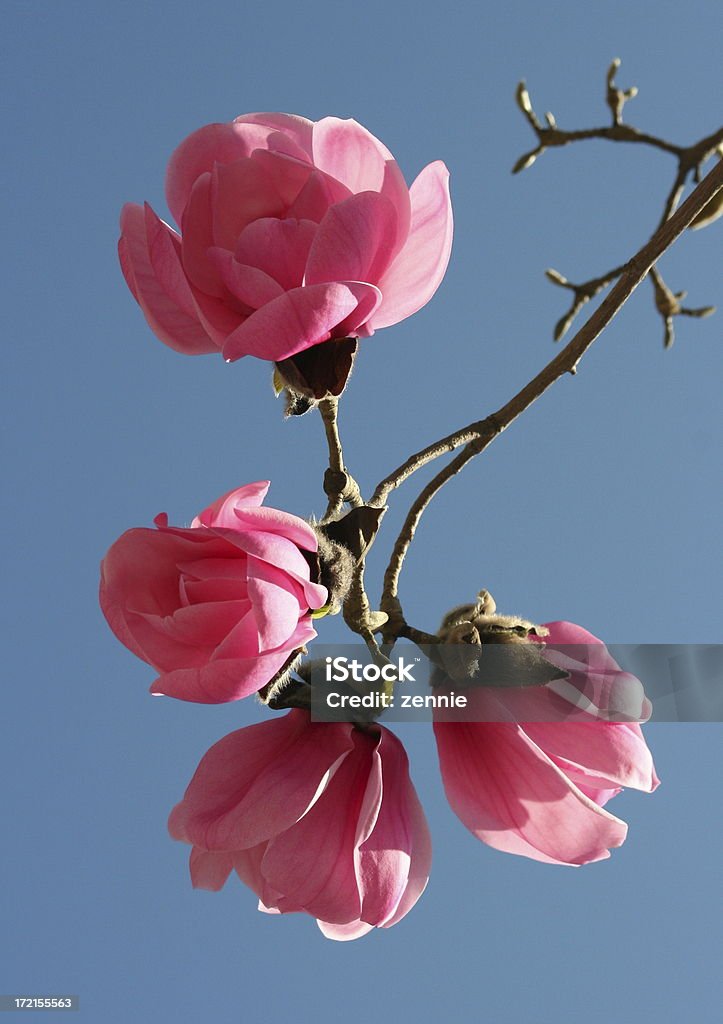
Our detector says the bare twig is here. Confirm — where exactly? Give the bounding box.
[379,158,723,643]
[514,60,722,344]
[318,397,362,520]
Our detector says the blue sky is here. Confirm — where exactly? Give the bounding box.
[2,1,721,1021]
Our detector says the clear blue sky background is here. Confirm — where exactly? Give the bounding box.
[2,1,721,1021]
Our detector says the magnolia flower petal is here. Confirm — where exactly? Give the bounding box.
[312,117,391,195]
[210,159,286,251]
[235,217,318,291]
[119,204,218,354]
[209,609,259,660]
[217,529,314,582]
[222,282,381,362]
[317,919,375,941]
[356,731,416,927]
[234,112,315,160]
[143,204,200,318]
[165,119,309,226]
[229,505,319,552]
[180,172,227,297]
[170,712,355,852]
[212,252,286,310]
[246,558,308,650]
[249,149,316,206]
[150,625,316,703]
[523,722,659,792]
[573,781,623,807]
[135,599,250,651]
[380,772,432,928]
[100,526,231,665]
[369,161,453,331]
[169,712,309,844]
[305,191,399,288]
[189,848,234,890]
[221,728,353,849]
[259,733,376,923]
[434,721,628,865]
[287,167,353,222]
[192,481,270,528]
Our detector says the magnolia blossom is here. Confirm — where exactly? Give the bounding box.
[433,621,659,865]
[169,710,432,940]
[119,113,453,365]
[99,482,327,703]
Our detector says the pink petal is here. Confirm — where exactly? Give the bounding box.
[189,848,234,890]
[174,556,248,582]
[247,558,306,650]
[234,217,318,291]
[169,711,354,851]
[334,283,383,338]
[356,729,424,928]
[317,919,374,941]
[305,192,399,288]
[210,159,286,250]
[216,529,314,584]
[540,621,605,646]
[524,722,659,792]
[573,782,623,807]
[235,112,315,159]
[310,117,411,255]
[312,117,391,194]
[119,204,218,355]
[208,250,284,310]
[143,204,200,318]
[259,730,377,923]
[134,599,250,653]
[165,120,309,226]
[222,281,381,362]
[192,481,270,528]
[434,721,628,865]
[210,608,259,659]
[380,773,431,928]
[249,150,316,207]
[100,526,231,667]
[180,172,225,297]
[151,618,316,703]
[187,285,245,346]
[369,161,453,330]
[233,844,269,899]
[287,168,353,222]
[230,505,319,552]
[180,578,248,604]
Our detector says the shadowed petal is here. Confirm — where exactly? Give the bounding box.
[119,203,218,354]
[210,159,286,250]
[152,619,316,702]
[169,712,354,851]
[189,848,234,890]
[234,217,317,291]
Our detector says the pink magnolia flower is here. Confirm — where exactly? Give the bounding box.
[119,113,453,365]
[169,709,432,940]
[433,621,659,865]
[99,481,327,703]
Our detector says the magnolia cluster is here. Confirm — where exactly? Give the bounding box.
[101,481,658,940]
[105,113,658,941]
